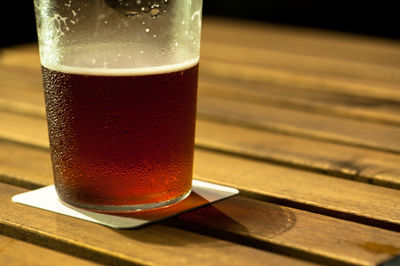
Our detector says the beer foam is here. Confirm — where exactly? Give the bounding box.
[42,58,199,76]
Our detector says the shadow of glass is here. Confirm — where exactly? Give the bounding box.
[112,195,296,248]
[177,196,296,239]
[108,192,247,247]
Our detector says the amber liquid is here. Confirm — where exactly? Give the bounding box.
[41,64,198,210]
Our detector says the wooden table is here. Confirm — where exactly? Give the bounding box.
[1,17,400,265]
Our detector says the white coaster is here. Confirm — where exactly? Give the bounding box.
[12,180,239,229]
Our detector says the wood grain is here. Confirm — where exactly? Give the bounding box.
[1,121,400,230]
[199,77,400,127]
[202,18,400,68]
[0,44,41,70]
[0,183,314,266]
[2,17,400,266]
[1,141,400,265]
[0,85,45,117]
[178,196,400,266]
[196,119,400,189]
[198,96,400,154]
[201,41,400,86]
[0,139,51,189]
[0,235,99,266]
[193,149,400,230]
[199,58,400,103]
[0,110,48,148]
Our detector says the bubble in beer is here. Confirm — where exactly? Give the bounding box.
[150,8,160,18]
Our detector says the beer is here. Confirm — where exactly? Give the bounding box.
[42,62,198,211]
[34,0,202,211]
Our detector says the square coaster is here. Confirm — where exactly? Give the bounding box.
[12,180,239,229]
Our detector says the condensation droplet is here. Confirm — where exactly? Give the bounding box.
[150,8,160,18]
[125,10,139,17]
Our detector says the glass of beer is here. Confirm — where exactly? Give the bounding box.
[34,0,202,212]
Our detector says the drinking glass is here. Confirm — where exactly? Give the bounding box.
[34,0,202,211]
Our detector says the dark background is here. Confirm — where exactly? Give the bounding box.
[1,1,398,47]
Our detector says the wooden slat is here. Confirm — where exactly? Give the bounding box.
[199,58,400,103]
[178,197,400,266]
[196,119,400,189]
[1,140,400,265]
[0,65,42,94]
[0,110,48,148]
[0,85,45,117]
[199,76,400,127]
[0,183,313,266]
[0,44,41,70]
[198,96,400,154]
[2,112,400,229]
[202,18,400,68]
[0,139,51,189]
[201,41,400,85]
[0,235,99,266]
[193,149,400,230]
